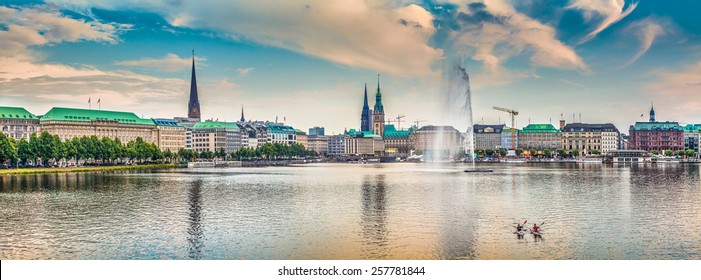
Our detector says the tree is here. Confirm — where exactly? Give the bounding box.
[557,149,566,157]
[485,149,495,157]
[664,150,673,157]
[543,149,552,157]
[515,148,524,156]
[572,149,580,157]
[592,150,601,155]
[686,149,696,158]
[17,138,33,166]
[0,133,17,165]
[676,150,685,157]
[529,149,537,157]
[651,150,659,155]
[498,149,507,157]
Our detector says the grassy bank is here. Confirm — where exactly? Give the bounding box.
[0,164,180,175]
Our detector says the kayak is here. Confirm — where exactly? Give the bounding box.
[531,230,543,236]
[514,230,526,236]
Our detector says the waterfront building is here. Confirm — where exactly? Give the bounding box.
[561,122,619,155]
[360,84,373,132]
[518,124,561,152]
[628,105,683,152]
[307,135,328,155]
[473,124,504,151]
[192,121,241,154]
[619,133,629,150]
[187,51,201,121]
[327,134,347,156]
[40,107,157,143]
[413,125,464,157]
[383,124,413,156]
[266,123,296,145]
[295,129,308,148]
[372,75,385,137]
[309,126,325,136]
[610,150,650,164]
[237,123,259,149]
[152,118,187,152]
[0,106,40,140]
[500,128,519,151]
[345,130,384,156]
[682,124,700,156]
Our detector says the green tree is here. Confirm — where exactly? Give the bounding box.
[543,149,552,157]
[557,149,566,157]
[592,150,601,155]
[651,150,659,155]
[0,133,17,165]
[17,138,33,166]
[572,149,580,157]
[515,148,524,156]
[485,149,495,157]
[686,149,696,158]
[676,150,685,157]
[664,150,673,157]
[529,149,537,157]
[498,149,507,157]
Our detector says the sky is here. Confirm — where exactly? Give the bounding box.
[1,0,700,134]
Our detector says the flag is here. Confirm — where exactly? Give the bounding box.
[97,98,100,104]
[88,97,91,103]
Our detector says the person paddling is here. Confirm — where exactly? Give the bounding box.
[531,223,540,233]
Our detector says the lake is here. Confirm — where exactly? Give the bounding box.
[1,163,699,260]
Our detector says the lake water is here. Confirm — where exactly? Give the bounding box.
[1,163,700,260]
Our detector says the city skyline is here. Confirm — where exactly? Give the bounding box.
[1,0,701,134]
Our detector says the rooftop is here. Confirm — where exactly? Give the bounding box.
[152,118,183,127]
[41,107,155,125]
[562,123,619,132]
[193,121,240,130]
[266,123,295,133]
[383,124,410,139]
[521,124,560,133]
[474,124,505,133]
[630,121,682,131]
[0,106,37,120]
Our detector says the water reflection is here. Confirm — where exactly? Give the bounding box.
[360,175,389,258]
[187,179,204,260]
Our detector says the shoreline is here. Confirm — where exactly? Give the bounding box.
[0,164,180,175]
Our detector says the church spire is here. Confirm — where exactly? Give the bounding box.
[361,83,372,131]
[187,49,201,120]
[363,83,369,109]
[240,105,245,122]
[649,102,655,122]
[373,74,383,113]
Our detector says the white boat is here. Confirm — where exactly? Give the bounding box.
[577,158,602,164]
[501,158,526,163]
[187,161,215,168]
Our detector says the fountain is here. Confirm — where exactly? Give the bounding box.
[440,61,492,173]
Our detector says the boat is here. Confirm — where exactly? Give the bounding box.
[187,161,215,168]
[577,157,602,164]
[464,169,493,173]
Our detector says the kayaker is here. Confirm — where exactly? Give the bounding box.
[532,223,540,233]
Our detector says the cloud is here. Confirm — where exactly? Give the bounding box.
[47,0,443,77]
[115,53,205,72]
[437,0,586,86]
[646,60,701,118]
[567,0,638,44]
[237,67,254,77]
[619,17,666,69]
[0,5,130,58]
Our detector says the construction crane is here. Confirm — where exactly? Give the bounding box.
[414,119,427,128]
[395,115,406,129]
[493,106,519,151]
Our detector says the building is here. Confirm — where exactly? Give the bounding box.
[187,51,201,121]
[518,124,561,151]
[0,106,40,140]
[307,135,328,155]
[309,126,325,136]
[295,129,308,148]
[618,133,629,150]
[628,105,684,152]
[152,118,187,152]
[267,123,296,144]
[561,122,619,155]
[192,121,242,154]
[383,124,413,156]
[372,75,385,137]
[345,130,384,156]
[473,124,504,151]
[360,84,372,132]
[682,124,700,155]
[413,125,464,158]
[237,123,259,149]
[40,107,157,143]
[327,134,347,156]
[500,128,519,151]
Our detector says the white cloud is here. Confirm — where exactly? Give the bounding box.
[567,0,638,44]
[446,0,587,86]
[237,67,254,77]
[45,0,444,77]
[619,18,665,69]
[115,53,205,72]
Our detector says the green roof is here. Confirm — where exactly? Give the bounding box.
[383,124,410,139]
[266,124,295,133]
[631,122,682,131]
[521,124,559,133]
[41,107,155,125]
[682,124,701,132]
[193,121,240,130]
[347,129,381,139]
[0,106,38,120]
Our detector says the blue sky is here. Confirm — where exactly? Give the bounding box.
[1,0,700,134]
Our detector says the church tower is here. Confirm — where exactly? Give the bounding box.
[240,105,245,122]
[649,103,656,122]
[372,74,385,137]
[187,50,201,121]
[361,83,372,131]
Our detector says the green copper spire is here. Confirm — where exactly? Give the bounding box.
[374,74,384,113]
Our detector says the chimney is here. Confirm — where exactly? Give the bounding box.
[560,119,566,130]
